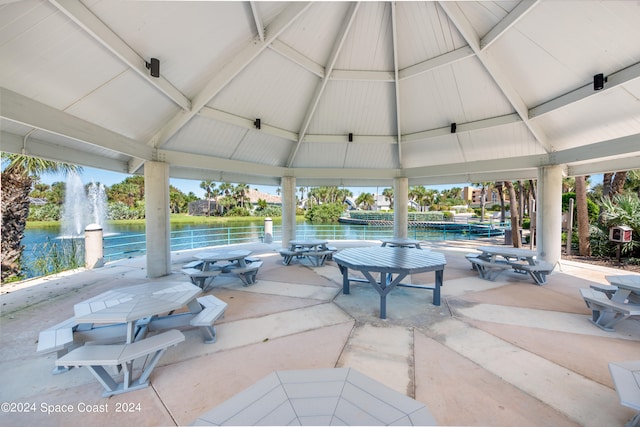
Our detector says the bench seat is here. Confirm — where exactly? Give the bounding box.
[37,317,94,374]
[468,257,511,281]
[590,283,618,299]
[183,260,204,269]
[190,295,228,344]
[225,261,262,285]
[56,329,185,397]
[511,261,554,285]
[279,249,300,265]
[465,253,482,271]
[181,267,221,290]
[579,288,640,331]
[303,250,334,267]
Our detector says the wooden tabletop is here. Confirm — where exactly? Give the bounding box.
[334,246,445,273]
[195,249,252,262]
[478,245,537,259]
[289,239,328,247]
[606,275,640,293]
[74,281,201,324]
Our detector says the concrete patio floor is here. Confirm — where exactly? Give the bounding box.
[1,239,638,426]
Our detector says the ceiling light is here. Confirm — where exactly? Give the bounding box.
[146,58,160,78]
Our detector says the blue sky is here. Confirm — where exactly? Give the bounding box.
[38,167,461,198]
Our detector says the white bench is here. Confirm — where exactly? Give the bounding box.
[590,283,618,299]
[183,260,204,269]
[303,250,334,267]
[468,257,511,281]
[36,317,80,374]
[279,249,299,265]
[181,267,221,290]
[56,329,185,397]
[190,295,228,343]
[579,288,640,331]
[224,261,262,285]
[511,261,554,285]
[465,253,482,271]
[609,360,640,427]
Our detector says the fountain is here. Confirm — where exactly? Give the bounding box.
[60,172,109,237]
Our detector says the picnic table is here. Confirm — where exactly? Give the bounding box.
[333,246,446,319]
[381,238,424,249]
[606,275,640,303]
[580,275,640,331]
[54,282,228,396]
[195,249,253,271]
[191,249,262,286]
[74,281,203,343]
[467,245,553,284]
[279,239,335,266]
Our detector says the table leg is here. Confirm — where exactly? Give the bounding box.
[362,270,407,319]
[126,322,136,343]
[188,298,203,314]
[433,269,443,306]
[340,265,350,294]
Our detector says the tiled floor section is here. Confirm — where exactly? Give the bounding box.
[1,239,639,426]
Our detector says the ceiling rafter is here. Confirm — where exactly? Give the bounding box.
[249,1,265,42]
[145,2,312,152]
[271,40,473,83]
[198,106,522,145]
[49,0,191,111]
[0,88,154,160]
[529,60,640,119]
[390,2,403,168]
[438,1,552,154]
[286,2,360,167]
[1,131,130,173]
[481,0,540,50]
[399,46,475,81]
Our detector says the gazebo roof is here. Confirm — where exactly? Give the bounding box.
[2,1,640,187]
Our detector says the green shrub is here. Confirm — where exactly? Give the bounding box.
[28,204,62,221]
[305,203,344,223]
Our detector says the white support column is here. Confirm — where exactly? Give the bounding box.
[145,161,171,278]
[536,165,564,266]
[394,177,408,239]
[281,176,296,248]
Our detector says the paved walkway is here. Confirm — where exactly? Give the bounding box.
[1,239,639,426]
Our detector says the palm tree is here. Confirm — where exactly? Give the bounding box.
[356,192,375,210]
[575,175,591,256]
[504,181,521,248]
[199,180,216,216]
[1,153,80,282]
[382,187,394,210]
[472,182,492,221]
[298,187,306,208]
[235,183,250,209]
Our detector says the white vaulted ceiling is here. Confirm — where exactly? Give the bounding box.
[2,0,640,187]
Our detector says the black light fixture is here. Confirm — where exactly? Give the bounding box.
[450,123,457,134]
[593,73,606,91]
[254,118,261,129]
[348,132,353,142]
[146,58,160,78]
